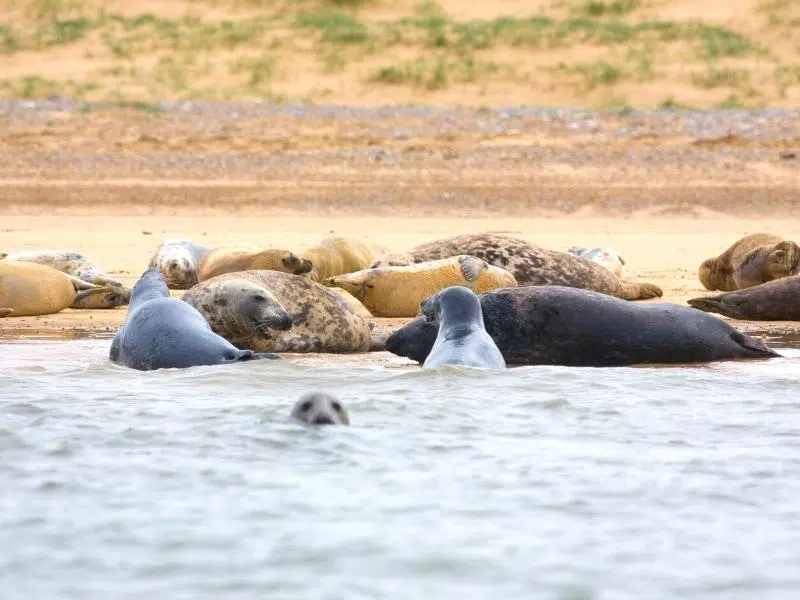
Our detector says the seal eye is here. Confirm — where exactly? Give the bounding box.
[251,294,266,302]
[300,400,313,412]
[331,401,342,412]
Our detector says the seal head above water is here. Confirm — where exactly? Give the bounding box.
[290,392,350,425]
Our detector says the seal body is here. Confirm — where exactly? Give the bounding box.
[110,268,279,371]
[567,246,626,278]
[386,286,779,367]
[698,233,800,291]
[147,238,212,290]
[300,236,389,283]
[371,234,661,301]
[290,392,350,425]
[688,275,800,321]
[182,270,372,353]
[327,255,517,318]
[421,286,505,369]
[196,244,312,282]
[0,261,119,317]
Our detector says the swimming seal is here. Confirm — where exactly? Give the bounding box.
[567,246,626,278]
[110,268,280,371]
[147,238,212,290]
[386,286,779,366]
[688,275,800,321]
[370,234,661,301]
[182,270,372,353]
[299,236,389,283]
[196,244,312,282]
[290,392,350,425]
[327,255,516,318]
[421,286,505,370]
[698,233,800,291]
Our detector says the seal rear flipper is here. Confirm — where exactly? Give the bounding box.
[617,281,663,301]
[687,296,724,314]
[458,255,487,282]
[0,308,13,317]
[66,273,99,291]
[230,349,281,362]
[729,329,781,358]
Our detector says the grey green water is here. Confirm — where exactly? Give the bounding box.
[1,337,799,600]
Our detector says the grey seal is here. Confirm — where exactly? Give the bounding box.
[688,275,800,321]
[147,238,212,290]
[290,392,350,425]
[110,268,280,371]
[386,286,779,367]
[421,286,505,370]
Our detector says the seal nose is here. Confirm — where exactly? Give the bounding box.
[312,414,335,425]
[274,314,293,331]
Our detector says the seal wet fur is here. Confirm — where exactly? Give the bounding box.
[386,286,779,367]
[421,286,505,369]
[110,268,280,371]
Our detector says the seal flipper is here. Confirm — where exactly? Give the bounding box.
[729,329,781,358]
[66,273,99,291]
[458,255,487,282]
[686,295,725,315]
[0,253,7,260]
[0,308,13,317]
[617,281,663,301]
[326,272,372,302]
[227,349,281,362]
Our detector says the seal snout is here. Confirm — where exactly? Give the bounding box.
[291,392,350,426]
[284,254,313,275]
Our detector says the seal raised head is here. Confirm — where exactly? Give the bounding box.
[110,268,280,371]
[421,286,505,370]
[299,236,389,283]
[327,255,516,318]
[196,244,312,282]
[567,246,626,278]
[182,270,372,353]
[698,233,800,291]
[290,392,350,425]
[0,261,121,316]
[147,238,212,290]
[387,285,779,367]
[688,275,800,321]
[378,234,660,301]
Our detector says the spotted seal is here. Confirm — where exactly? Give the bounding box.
[688,275,800,321]
[327,255,516,318]
[110,268,280,371]
[567,246,626,278]
[182,270,372,353]
[421,286,505,369]
[290,392,350,425]
[196,244,312,282]
[300,236,389,283]
[370,234,661,301]
[386,285,779,366]
[147,238,212,290]
[698,233,800,291]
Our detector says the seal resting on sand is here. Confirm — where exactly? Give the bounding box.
[290,392,350,425]
[110,268,279,371]
[370,234,661,301]
[299,236,389,283]
[386,286,779,367]
[327,255,516,318]
[182,270,372,353]
[698,233,800,291]
[147,238,212,290]
[0,261,121,317]
[196,244,312,282]
[567,246,626,278]
[421,286,505,370]
[688,275,800,321]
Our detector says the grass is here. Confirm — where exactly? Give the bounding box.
[371,56,501,90]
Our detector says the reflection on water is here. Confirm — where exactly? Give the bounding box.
[1,338,800,599]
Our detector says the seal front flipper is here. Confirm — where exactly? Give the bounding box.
[618,281,663,301]
[229,349,282,362]
[0,308,13,317]
[458,255,487,282]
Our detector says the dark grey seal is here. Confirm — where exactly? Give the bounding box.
[386,286,780,367]
[688,275,800,321]
[110,268,279,371]
[421,286,505,369]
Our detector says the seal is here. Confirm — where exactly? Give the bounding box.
[698,233,800,291]
[567,246,626,278]
[196,244,313,282]
[182,270,372,353]
[326,255,517,318]
[299,236,389,283]
[421,286,505,369]
[688,275,800,321]
[0,261,121,317]
[110,268,280,371]
[290,392,350,425]
[386,285,780,366]
[147,238,212,290]
[369,234,661,301]
[4,250,131,306]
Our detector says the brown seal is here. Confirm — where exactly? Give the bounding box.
[698,233,800,291]
[688,275,800,321]
[196,244,312,282]
[371,234,661,301]
[181,270,372,353]
[300,236,389,283]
